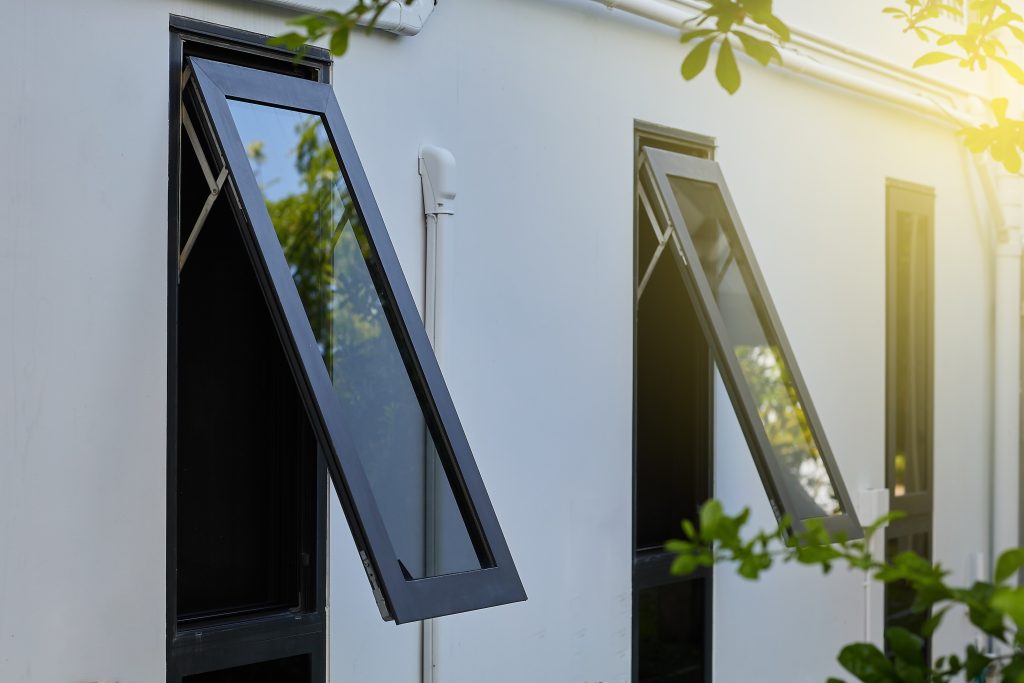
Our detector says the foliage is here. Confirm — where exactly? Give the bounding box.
[668,499,1024,682]
[269,0,415,57]
[884,0,1024,174]
[677,0,789,94]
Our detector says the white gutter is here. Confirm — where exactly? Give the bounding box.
[253,0,437,36]
[592,0,978,127]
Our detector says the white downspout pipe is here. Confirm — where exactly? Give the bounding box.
[418,144,456,683]
[992,168,1023,583]
[991,45,1024,583]
[253,0,438,36]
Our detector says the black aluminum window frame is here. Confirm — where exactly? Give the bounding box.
[184,57,525,624]
[883,178,935,647]
[167,18,332,683]
[639,147,862,539]
[632,123,715,683]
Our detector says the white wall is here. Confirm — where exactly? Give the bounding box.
[0,0,998,681]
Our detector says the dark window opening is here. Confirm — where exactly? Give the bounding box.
[168,18,330,683]
[183,655,311,683]
[176,161,317,622]
[637,580,707,683]
[633,125,714,683]
[884,179,934,652]
[636,201,712,552]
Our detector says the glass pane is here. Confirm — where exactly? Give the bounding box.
[667,176,842,518]
[637,580,706,683]
[892,212,931,497]
[227,100,480,578]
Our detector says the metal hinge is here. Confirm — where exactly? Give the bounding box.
[360,550,392,622]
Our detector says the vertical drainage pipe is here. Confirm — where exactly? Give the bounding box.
[419,144,457,683]
[993,193,1022,581]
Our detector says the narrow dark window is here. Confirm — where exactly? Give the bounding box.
[633,123,714,683]
[884,180,934,643]
[638,147,862,539]
[168,19,331,683]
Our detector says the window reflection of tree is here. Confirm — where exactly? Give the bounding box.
[734,344,839,515]
[692,212,840,517]
[248,119,423,561]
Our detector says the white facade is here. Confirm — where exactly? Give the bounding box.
[0,0,1014,681]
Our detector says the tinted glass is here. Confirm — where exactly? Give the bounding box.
[637,580,706,682]
[668,176,842,518]
[227,100,480,579]
[891,211,931,497]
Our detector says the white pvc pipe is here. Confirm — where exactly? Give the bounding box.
[419,145,456,683]
[993,232,1022,577]
[253,0,437,36]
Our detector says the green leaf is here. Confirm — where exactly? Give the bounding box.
[1000,144,1022,173]
[996,548,1024,583]
[681,519,697,539]
[837,642,899,683]
[329,27,351,56]
[663,539,689,554]
[964,645,993,680]
[991,97,1010,120]
[863,511,905,542]
[670,553,699,576]
[885,627,924,666]
[921,605,950,637]
[715,39,741,94]
[681,28,715,44]
[992,586,1024,629]
[681,36,717,81]
[994,55,1024,83]
[960,582,1008,638]
[734,31,782,66]
[913,51,960,67]
[759,14,791,42]
[267,32,308,50]
[1001,657,1024,683]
